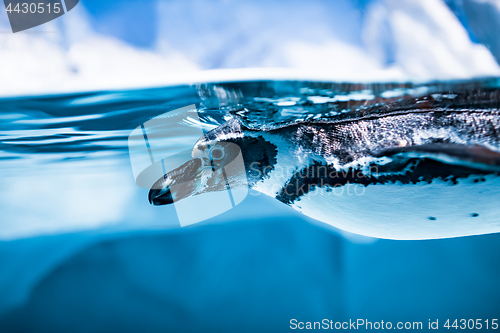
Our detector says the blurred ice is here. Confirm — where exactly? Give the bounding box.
[0,0,499,96]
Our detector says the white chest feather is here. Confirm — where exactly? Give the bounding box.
[289,175,500,240]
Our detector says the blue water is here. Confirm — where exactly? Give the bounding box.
[1,80,500,331]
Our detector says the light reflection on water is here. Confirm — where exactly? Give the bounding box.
[1,78,499,239]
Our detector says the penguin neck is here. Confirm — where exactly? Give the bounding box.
[245,130,311,199]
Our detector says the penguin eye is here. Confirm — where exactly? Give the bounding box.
[209,146,225,160]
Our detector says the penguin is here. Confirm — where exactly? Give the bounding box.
[148,91,500,240]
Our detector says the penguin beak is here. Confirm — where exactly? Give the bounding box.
[148,158,203,206]
[148,187,174,205]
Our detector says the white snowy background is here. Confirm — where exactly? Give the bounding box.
[0,0,499,96]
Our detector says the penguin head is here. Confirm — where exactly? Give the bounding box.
[148,118,278,206]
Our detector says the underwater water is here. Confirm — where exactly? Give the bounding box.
[3,78,500,239]
[1,79,500,331]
